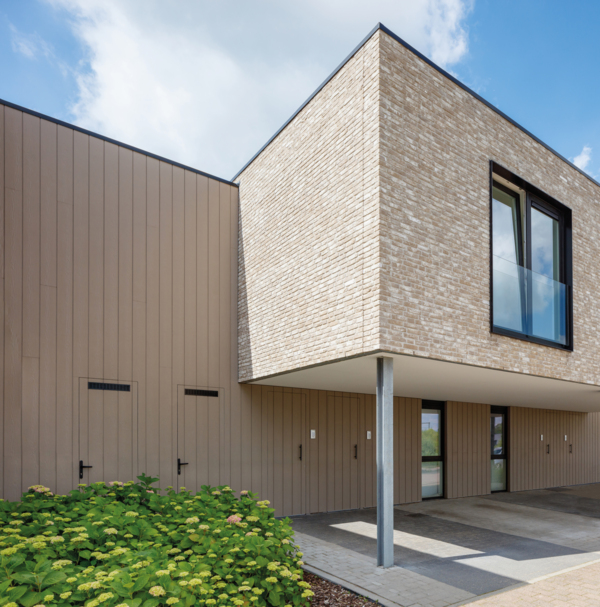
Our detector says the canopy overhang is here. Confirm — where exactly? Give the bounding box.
[250,352,600,413]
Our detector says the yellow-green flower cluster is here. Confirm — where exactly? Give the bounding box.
[0,479,309,607]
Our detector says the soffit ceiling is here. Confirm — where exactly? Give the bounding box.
[251,352,600,413]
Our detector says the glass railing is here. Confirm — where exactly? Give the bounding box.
[492,255,567,345]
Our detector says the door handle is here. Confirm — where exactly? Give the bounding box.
[177,458,189,475]
[547,444,550,454]
[570,444,573,454]
[299,445,303,461]
[79,460,92,479]
[354,444,358,459]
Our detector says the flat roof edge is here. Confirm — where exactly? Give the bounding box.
[0,97,237,186]
[231,23,382,182]
[233,22,600,192]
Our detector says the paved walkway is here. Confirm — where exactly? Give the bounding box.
[294,484,600,607]
[467,560,600,606]
[297,531,474,607]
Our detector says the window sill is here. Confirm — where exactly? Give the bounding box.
[491,326,573,352]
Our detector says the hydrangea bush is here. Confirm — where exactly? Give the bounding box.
[0,475,312,607]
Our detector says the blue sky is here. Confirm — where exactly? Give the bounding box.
[0,0,598,180]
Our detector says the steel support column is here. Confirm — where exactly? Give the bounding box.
[376,356,394,567]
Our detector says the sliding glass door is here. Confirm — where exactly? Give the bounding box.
[422,401,444,499]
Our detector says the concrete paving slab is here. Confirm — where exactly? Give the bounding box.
[397,496,600,551]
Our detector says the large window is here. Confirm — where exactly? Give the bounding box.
[421,401,444,499]
[491,162,572,349]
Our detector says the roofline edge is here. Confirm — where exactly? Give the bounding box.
[233,22,600,192]
[0,97,237,186]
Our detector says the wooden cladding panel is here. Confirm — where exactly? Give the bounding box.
[508,407,595,492]
[446,402,490,499]
[0,104,240,501]
[394,397,421,505]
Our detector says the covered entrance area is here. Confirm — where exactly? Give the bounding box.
[292,483,600,606]
[249,352,600,568]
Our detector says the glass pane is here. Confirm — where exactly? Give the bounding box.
[422,462,443,498]
[493,255,567,345]
[531,208,560,280]
[493,255,526,333]
[531,267,567,344]
[422,409,441,457]
[491,414,504,456]
[491,459,506,492]
[492,185,521,265]
[492,184,525,334]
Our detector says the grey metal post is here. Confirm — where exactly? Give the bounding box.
[376,356,394,568]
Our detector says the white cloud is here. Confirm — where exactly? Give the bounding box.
[44,0,473,179]
[10,24,53,60]
[572,145,592,171]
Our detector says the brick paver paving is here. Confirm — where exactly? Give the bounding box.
[467,560,600,607]
[296,531,475,607]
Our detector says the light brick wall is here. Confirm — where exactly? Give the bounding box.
[238,27,600,387]
[237,34,382,382]
[379,31,600,385]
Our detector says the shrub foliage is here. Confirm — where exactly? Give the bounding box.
[0,475,312,607]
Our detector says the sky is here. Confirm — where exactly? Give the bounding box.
[1,0,599,181]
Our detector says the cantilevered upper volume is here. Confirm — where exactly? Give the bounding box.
[236,24,600,409]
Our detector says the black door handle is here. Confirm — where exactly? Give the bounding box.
[299,445,302,460]
[570,444,573,454]
[354,444,358,459]
[177,458,189,475]
[547,444,550,454]
[79,460,92,479]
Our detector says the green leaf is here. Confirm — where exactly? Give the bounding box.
[6,586,28,601]
[0,580,12,595]
[142,599,160,607]
[11,572,37,586]
[40,570,66,589]
[19,590,43,607]
[185,594,197,607]
[188,534,200,543]
[256,556,269,567]
[110,581,131,598]
[131,575,150,593]
[125,600,143,607]
[268,590,281,606]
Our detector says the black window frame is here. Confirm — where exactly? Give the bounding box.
[490,405,509,493]
[489,161,573,351]
[421,400,445,500]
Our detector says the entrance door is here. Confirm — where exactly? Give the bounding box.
[79,379,138,484]
[421,401,444,499]
[491,406,508,492]
[177,386,221,492]
[269,391,306,516]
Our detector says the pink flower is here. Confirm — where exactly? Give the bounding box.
[226,515,242,524]
[108,481,124,487]
[147,490,154,493]
[240,490,249,495]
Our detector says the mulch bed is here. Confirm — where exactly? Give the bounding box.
[304,571,379,607]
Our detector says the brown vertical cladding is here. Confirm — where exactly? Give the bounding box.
[445,402,490,499]
[5,102,600,516]
[508,406,591,492]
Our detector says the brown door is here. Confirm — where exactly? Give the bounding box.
[269,391,306,516]
[177,386,221,492]
[324,395,359,512]
[79,378,138,485]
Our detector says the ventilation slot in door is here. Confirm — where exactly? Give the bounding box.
[88,382,131,392]
[185,388,218,397]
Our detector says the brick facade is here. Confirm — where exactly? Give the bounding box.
[379,32,600,384]
[238,28,600,387]
[237,34,381,382]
